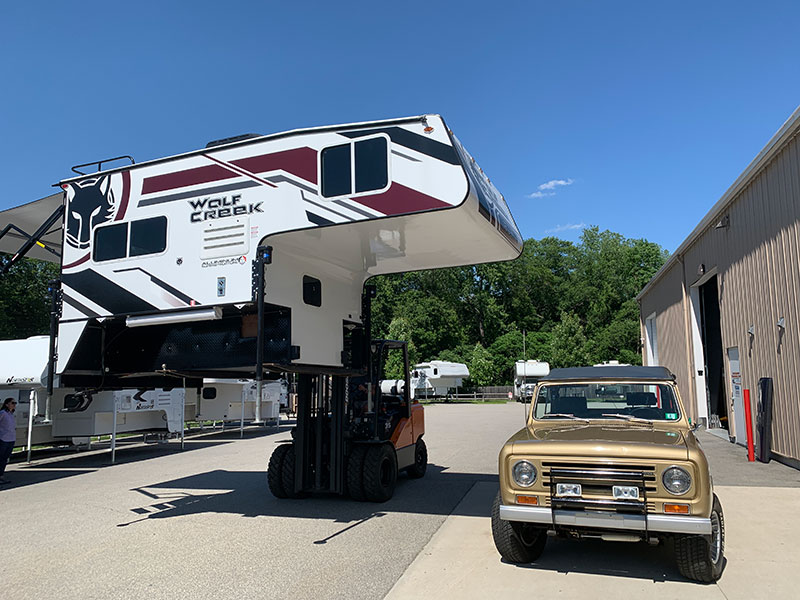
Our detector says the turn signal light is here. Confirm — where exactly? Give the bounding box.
[664,503,690,514]
[516,495,539,505]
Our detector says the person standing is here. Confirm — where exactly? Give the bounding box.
[0,397,17,484]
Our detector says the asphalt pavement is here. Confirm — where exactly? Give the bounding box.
[5,402,799,599]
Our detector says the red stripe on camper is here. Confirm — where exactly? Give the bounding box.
[114,170,131,220]
[141,147,318,194]
[353,183,450,216]
[233,147,318,185]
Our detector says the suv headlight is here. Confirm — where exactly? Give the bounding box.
[512,460,537,487]
[662,466,692,495]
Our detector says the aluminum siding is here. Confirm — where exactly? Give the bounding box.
[639,131,800,463]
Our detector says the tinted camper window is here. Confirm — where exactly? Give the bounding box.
[303,275,322,307]
[355,137,388,193]
[93,223,128,262]
[321,144,351,197]
[320,135,389,198]
[130,216,167,257]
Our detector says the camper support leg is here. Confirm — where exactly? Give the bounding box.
[253,245,272,425]
[45,279,60,422]
[111,395,118,464]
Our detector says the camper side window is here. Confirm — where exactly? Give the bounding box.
[93,216,168,262]
[130,216,167,257]
[320,135,389,199]
[93,223,128,262]
[303,275,322,307]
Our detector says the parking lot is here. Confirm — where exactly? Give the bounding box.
[5,402,800,599]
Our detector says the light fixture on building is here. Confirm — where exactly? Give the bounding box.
[777,317,786,329]
[697,263,706,276]
[715,215,730,230]
[748,325,755,336]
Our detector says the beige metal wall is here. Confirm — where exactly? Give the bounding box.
[640,131,800,464]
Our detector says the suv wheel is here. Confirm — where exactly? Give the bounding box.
[491,491,547,563]
[675,494,725,582]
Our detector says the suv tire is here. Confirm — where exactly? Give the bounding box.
[675,494,725,582]
[491,491,547,563]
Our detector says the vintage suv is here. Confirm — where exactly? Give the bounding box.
[491,365,725,582]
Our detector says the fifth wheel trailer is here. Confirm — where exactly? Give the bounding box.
[0,114,523,500]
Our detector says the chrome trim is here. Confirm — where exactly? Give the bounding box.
[499,505,712,535]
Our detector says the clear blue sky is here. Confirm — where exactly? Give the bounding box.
[2,1,799,253]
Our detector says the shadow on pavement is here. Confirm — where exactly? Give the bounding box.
[508,537,693,583]
[3,427,285,490]
[118,464,498,528]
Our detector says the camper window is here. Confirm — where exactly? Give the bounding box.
[93,223,128,262]
[130,216,167,257]
[320,134,389,199]
[303,275,322,307]
[320,144,351,197]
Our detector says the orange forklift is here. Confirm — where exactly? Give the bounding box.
[267,287,427,502]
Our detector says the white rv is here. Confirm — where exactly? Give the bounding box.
[411,361,469,399]
[513,360,550,402]
[191,378,287,425]
[0,336,185,450]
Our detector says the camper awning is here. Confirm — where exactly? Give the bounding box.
[0,192,64,262]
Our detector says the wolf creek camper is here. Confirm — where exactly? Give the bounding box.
[0,114,522,500]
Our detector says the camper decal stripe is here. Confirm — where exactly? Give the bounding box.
[62,270,158,315]
[62,293,99,318]
[141,147,318,194]
[138,181,260,207]
[113,267,198,306]
[114,171,132,221]
[63,253,91,270]
[202,154,278,188]
[305,211,334,226]
[352,183,449,216]
[340,127,459,165]
[300,191,354,221]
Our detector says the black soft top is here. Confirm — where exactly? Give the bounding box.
[540,366,674,382]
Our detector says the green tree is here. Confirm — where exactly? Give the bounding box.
[0,255,59,340]
[550,312,590,368]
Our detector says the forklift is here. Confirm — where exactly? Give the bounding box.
[267,289,427,502]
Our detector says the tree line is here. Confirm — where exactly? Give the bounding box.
[1,226,668,386]
[371,227,668,385]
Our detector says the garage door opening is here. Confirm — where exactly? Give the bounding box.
[698,275,728,432]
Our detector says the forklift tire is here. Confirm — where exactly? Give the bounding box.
[362,443,398,502]
[405,438,427,479]
[280,444,306,499]
[267,444,290,498]
[346,444,368,501]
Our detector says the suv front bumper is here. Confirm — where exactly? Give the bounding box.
[499,504,711,536]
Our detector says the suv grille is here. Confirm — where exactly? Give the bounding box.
[542,461,657,513]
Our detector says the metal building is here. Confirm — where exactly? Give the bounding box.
[637,105,800,469]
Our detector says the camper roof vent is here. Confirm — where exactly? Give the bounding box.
[205,133,263,148]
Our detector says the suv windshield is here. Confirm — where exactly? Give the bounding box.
[533,382,682,422]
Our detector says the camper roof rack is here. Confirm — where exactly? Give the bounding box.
[205,133,263,148]
[71,155,135,175]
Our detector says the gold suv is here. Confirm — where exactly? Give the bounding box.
[491,365,725,582]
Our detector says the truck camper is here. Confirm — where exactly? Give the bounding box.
[0,114,522,500]
[513,360,550,402]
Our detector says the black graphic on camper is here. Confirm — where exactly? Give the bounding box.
[65,176,115,250]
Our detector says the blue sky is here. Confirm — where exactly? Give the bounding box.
[2,1,799,253]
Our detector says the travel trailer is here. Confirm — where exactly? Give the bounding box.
[0,114,522,499]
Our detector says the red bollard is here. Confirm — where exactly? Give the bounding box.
[743,389,755,462]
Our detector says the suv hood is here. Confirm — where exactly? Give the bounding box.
[511,424,689,461]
